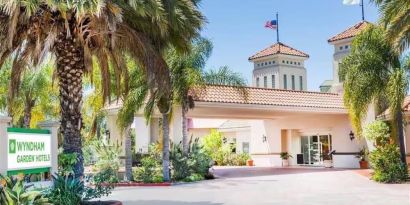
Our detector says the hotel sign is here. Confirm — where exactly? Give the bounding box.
[7,128,52,172]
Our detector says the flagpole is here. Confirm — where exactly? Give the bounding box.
[276,12,280,43]
[360,0,365,21]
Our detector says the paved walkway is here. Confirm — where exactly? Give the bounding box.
[103,167,410,205]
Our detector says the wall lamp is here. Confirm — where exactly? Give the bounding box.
[349,131,355,141]
[262,135,267,143]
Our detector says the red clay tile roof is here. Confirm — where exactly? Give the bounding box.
[377,96,410,119]
[190,85,345,110]
[248,42,309,60]
[328,21,371,43]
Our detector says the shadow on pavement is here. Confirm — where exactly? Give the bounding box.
[122,200,223,205]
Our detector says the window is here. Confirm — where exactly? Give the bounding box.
[282,60,285,63]
[269,61,271,65]
[345,45,349,49]
[272,75,276,88]
[242,142,250,153]
[256,77,260,87]
[298,62,301,65]
[291,75,295,90]
[264,76,267,88]
[283,75,287,89]
[273,61,275,64]
[339,46,343,50]
[299,76,303,90]
[257,63,260,67]
[286,61,289,64]
[290,61,293,65]
[265,62,268,65]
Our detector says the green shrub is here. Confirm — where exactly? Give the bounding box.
[88,166,118,198]
[369,144,408,183]
[363,121,390,145]
[202,130,224,163]
[47,175,83,205]
[94,141,121,172]
[170,143,190,181]
[0,174,50,205]
[133,156,163,183]
[189,139,213,176]
[58,152,78,176]
[234,153,250,166]
[183,173,205,182]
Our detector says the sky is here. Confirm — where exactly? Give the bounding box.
[199,0,380,91]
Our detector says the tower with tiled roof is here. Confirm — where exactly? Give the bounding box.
[324,21,371,93]
[248,42,309,90]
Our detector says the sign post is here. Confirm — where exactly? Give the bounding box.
[0,116,12,175]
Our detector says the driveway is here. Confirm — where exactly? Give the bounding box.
[103,167,410,205]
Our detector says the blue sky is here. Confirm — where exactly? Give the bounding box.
[200,0,379,91]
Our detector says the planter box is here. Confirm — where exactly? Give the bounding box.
[359,160,369,169]
[282,159,289,167]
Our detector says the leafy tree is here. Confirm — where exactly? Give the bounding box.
[0,0,204,178]
[339,25,409,164]
[0,59,58,127]
[372,0,410,51]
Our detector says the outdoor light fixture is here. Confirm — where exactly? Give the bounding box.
[349,131,355,141]
[105,130,111,141]
[262,135,267,143]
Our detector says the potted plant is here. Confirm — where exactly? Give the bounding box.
[246,158,254,166]
[280,152,292,167]
[355,147,369,169]
[322,153,333,168]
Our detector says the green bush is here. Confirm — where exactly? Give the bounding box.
[183,173,205,182]
[170,143,190,181]
[0,174,50,205]
[133,156,163,183]
[94,141,121,172]
[189,139,213,176]
[363,120,390,145]
[369,144,408,183]
[170,139,213,181]
[47,175,83,205]
[58,152,78,176]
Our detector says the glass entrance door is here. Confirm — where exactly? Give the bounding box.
[300,134,332,166]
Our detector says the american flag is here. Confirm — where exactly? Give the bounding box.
[265,20,277,30]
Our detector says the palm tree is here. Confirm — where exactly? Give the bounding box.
[340,25,409,164]
[168,38,213,154]
[372,0,410,51]
[0,59,58,128]
[0,0,204,178]
[203,66,248,86]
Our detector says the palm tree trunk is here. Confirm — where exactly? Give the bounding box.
[162,113,170,182]
[55,33,85,178]
[23,99,34,128]
[182,103,189,154]
[125,125,133,181]
[396,111,407,165]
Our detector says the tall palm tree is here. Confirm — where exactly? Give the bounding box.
[372,0,410,51]
[0,0,204,178]
[340,25,409,164]
[168,38,213,154]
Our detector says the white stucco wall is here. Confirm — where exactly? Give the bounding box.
[249,114,365,168]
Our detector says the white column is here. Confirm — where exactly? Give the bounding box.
[0,116,11,175]
[134,117,150,153]
[38,121,60,175]
[170,106,183,145]
[250,120,282,166]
